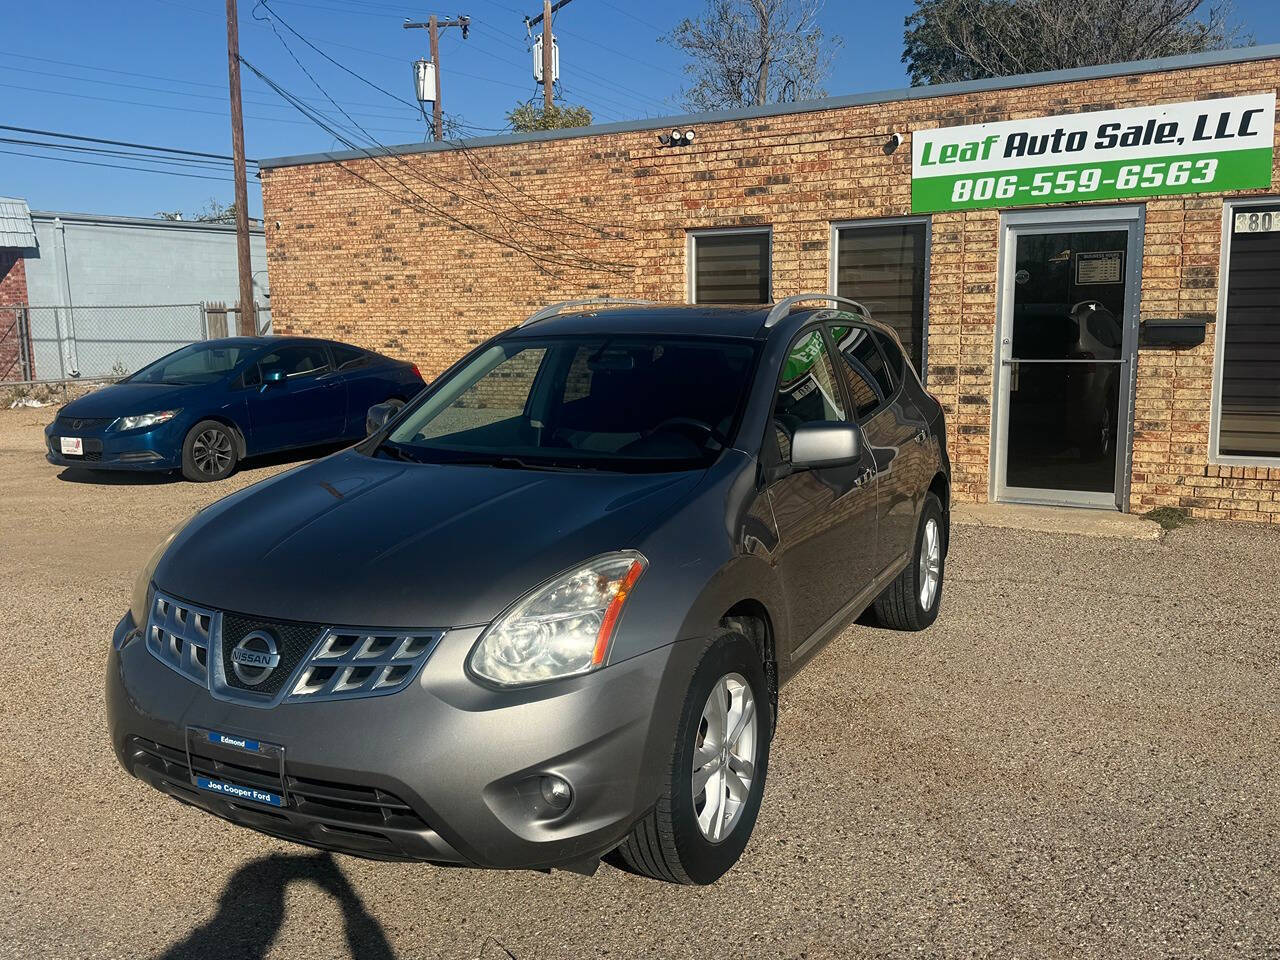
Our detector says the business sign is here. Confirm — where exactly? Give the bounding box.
[911,93,1275,213]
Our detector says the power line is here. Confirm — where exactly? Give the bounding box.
[0,147,240,184]
[0,123,258,164]
[0,137,243,173]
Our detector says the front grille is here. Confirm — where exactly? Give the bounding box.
[128,736,431,832]
[57,415,112,430]
[146,592,214,685]
[220,614,324,698]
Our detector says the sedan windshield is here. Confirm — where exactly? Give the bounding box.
[128,342,252,385]
[380,336,758,472]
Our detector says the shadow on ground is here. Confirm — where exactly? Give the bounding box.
[55,442,350,486]
[153,852,396,960]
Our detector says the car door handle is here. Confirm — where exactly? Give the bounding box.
[853,467,874,488]
[912,428,927,445]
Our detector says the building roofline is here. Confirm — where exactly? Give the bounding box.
[259,42,1280,170]
[28,209,265,234]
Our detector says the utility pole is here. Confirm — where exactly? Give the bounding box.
[526,0,572,113]
[225,0,254,335]
[403,15,470,141]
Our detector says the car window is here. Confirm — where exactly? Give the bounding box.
[873,331,910,382]
[331,343,371,370]
[128,342,251,385]
[382,336,757,473]
[414,348,545,441]
[829,324,893,420]
[258,344,331,379]
[773,328,846,461]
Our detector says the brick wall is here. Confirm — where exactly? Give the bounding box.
[0,251,30,381]
[261,56,1280,523]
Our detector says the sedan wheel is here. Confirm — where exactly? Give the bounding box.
[182,420,239,482]
[918,517,942,611]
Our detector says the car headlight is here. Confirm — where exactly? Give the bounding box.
[129,518,189,628]
[115,409,181,431]
[469,551,647,687]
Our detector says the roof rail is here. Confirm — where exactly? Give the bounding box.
[763,294,870,328]
[520,297,656,328]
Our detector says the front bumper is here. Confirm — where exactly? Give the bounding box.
[107,612,699,870]
[45,420,184,471]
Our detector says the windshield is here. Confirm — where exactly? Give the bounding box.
[128,342,252,385]
[380,336,758,472]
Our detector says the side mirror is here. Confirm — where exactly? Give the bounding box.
[366,401,398,436]
[790,422,862,470]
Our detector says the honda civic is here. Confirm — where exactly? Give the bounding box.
[107,295,950,884]
[46,336,424,481]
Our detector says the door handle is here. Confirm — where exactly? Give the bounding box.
[853,467,874,488]
[913,428,927,445]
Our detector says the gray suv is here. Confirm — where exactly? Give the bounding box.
[107,295,950,884]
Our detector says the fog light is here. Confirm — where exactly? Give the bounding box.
[539,775,573,811]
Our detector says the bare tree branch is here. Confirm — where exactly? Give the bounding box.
[903,0,1250,86]
[663,0,843,111]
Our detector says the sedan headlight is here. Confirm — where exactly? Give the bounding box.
[115,409,181,431]
[469,551,647,687]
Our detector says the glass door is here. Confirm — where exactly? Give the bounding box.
[993,210,1142,509]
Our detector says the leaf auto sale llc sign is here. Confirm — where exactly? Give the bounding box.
[911,93,1275,213]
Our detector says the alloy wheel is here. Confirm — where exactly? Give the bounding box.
[691,672,757,843]
[918,517,941,611]
[192,428,233,476]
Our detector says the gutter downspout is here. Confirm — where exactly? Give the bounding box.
[53,217,79,377]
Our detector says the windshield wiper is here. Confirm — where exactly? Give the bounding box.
[446,454,582,472]
[375,440,428,464]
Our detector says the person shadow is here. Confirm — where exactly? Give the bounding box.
[154,851,397,960]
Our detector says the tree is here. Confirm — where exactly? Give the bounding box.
[194,197,237,223]
[662,0,842,111]
[505,102,594,133]
[903,0,1247,86]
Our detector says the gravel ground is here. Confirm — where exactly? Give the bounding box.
[1,406,1277,959]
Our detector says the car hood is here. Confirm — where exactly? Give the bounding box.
[154,450,704,628]
[58,381,203,418]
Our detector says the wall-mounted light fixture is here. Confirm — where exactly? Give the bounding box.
[660,128,697,148]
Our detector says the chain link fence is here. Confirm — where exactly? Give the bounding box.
[1,303,271,385]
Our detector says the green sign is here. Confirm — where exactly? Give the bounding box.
[911,93,1275,213]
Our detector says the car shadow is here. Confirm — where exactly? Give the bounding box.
[55,441,354,486]
[152,851,397,960]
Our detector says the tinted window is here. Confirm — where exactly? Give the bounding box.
[830,324,893,420]
[835,221,928,376]
[332,344,371,370]
[1219,203,1280,458]
[874,331,908,383]
[692,231,770,304]
[258,344,330,379]
[128,342,251,385]
[383,336,757,472]
[773,328,845,461]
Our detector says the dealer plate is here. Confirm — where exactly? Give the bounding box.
[194,776,285,807]
[60,437,83,456]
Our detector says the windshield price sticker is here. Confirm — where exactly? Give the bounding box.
[912,93,1275,212]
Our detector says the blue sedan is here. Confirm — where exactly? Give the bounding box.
[45,337,426,481]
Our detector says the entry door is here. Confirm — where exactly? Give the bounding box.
[993,208,1143,510]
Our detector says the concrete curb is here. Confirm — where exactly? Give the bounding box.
[952,503,1165,540]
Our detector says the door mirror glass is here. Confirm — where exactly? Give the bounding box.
[790,422,861,470]
[366,401,398,436]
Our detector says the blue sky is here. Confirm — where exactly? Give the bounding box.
[3,0,1279,219]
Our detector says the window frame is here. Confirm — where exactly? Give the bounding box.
[826,320,900,425]
[687,226,773,304]
[828,215,932,382]
[1209,196,1280,466]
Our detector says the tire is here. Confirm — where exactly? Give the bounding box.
[615,630,771,884]
[870,491,945,631]
[181,420,239,482]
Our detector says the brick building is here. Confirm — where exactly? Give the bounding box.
[259,45,1280,523]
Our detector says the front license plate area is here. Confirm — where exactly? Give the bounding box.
[185,726,288,808]
[60,437,83,455]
